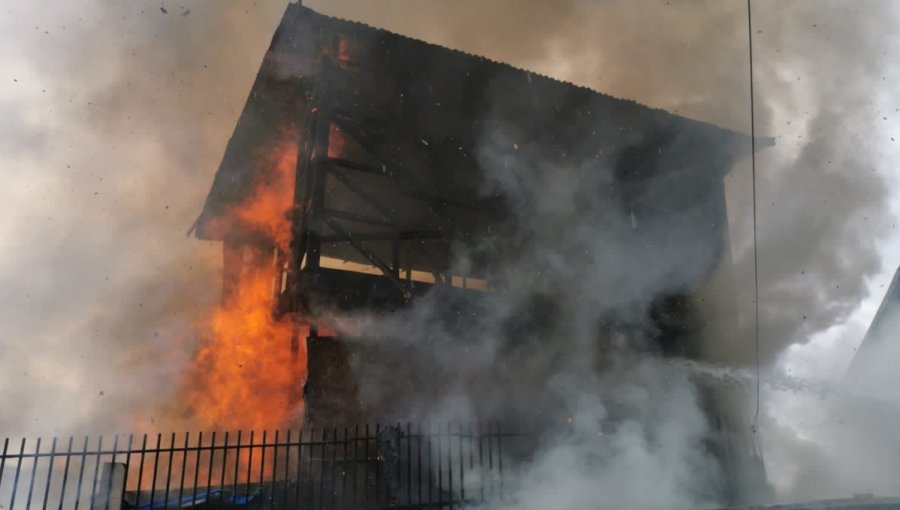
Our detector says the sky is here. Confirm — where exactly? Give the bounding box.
[1,0,900,503]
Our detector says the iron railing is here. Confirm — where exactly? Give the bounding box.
[0,423,521,510]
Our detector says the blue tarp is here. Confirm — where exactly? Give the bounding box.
[125,488,259,510]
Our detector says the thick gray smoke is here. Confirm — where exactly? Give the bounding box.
[744,1,900,363]
[335,55,753,507]
[758,305,900,501]
[0,0,293,436]
[2,0,899,506]
[308,0,900,505]
[309,0,900,364]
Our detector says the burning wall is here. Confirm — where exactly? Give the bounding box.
[180,129,306,432]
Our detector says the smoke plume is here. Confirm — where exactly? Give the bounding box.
[2,0,899,506]
[0,0,293,436]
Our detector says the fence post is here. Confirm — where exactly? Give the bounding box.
[92,462,125,510]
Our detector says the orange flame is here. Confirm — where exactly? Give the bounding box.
[180,129,306,433]
[229,136,298,253]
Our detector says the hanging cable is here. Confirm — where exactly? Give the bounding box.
[747,0,761,427]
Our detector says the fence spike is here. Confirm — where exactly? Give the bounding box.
[0,422,520,510]
[9,438,27,510]
[134,435,148,508]
[58,437,75,509]
[191,431,202,508]
[102,435,120,510]
[147,433,161,510]
[177,432,190,507]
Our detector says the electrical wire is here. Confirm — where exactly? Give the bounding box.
[747,0,761,427]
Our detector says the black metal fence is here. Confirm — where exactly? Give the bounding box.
[0,423,522,510]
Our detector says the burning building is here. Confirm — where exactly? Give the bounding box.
[190,1,768,504]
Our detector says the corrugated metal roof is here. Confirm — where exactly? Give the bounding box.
[192,2,760,244]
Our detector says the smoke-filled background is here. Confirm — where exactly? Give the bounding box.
[2,0,900,505]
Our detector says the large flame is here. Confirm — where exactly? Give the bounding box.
[180,130,306,433]
[229,141,297,254]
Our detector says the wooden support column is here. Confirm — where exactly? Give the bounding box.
[306,58,333,343]
[288,38,335,321]
[392,236,401,279]
[304,58,333,276]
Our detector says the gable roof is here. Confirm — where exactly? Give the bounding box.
[193,2,765,242]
